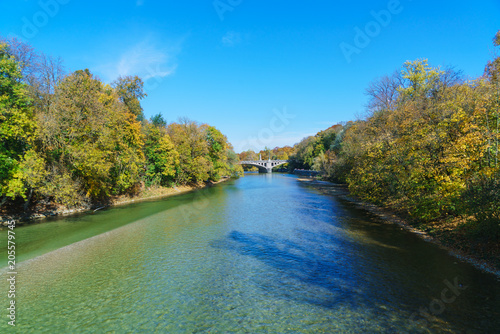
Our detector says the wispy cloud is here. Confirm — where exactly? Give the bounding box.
[96,38,179,84]
[136,0,144,6]
[221,31,242,47]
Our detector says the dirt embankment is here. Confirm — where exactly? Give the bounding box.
[297,177,500,278]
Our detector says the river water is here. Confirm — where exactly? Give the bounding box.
[1,173,499,333]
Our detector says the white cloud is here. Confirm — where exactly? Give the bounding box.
[221,31,242,47]
[96,38,179,85]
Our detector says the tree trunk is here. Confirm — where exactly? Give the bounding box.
[0,195,7,208]
[23,188,33,212]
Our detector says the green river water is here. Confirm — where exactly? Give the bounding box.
[0,173,499,333]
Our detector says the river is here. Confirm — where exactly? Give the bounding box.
[1,173,499,333]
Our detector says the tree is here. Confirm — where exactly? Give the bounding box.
[226,148,244,178]
[290,136,316,169]
[484,30,500,168]
[0,43,37,203]
[398,59,443,100]
[40,69,144,200]
[7,149,46,210]
[151,113,167,127]
[167,119,211,184]
[206,126,229,181]
[366,71,402,113]
[485,30,500,83]
[144,119,179,186]
[239,149,258,161]
[112,75,146,121]
[238,149,259,171]
[0,37,65,115]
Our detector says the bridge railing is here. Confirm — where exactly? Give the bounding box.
[239,160,289,164]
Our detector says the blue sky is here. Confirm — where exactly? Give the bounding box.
[1,0,499,152]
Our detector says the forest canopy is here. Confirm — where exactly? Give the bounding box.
[0,37,243,211]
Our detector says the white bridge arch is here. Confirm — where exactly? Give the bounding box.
[239,160,289,173]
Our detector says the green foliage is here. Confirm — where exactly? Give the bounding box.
[226,149,244,178]
[305,52,500,240]
[337,78,496,222]
[112,75,146,121]
[144,120,179,187]
[289,124,342,171]
[398,59,443,99]
[290,136,316,169]
[0,43,36,199]
[463,173,500,239]
[38,70,145,200]
[8,149,46,197]
[167,120,209,184]
[151,113,167,127]
[42,167,85,207]
[206,126,229,181]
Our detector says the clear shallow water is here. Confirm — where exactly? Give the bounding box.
[0,173,499,333]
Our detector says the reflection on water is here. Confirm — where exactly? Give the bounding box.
[0,174,498,333]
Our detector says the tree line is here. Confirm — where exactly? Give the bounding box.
[289,31,500,240]
[0,38,243,211]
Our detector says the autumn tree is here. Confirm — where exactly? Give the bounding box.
[206,126,229,181]
[39,69,145,201]
[167,119,211,184]
[226,148,244,178]
[0,43,37,205]
[239,149,258,161]
[144,115,179,186]
[112,75,146,121]
[399,59,443,98]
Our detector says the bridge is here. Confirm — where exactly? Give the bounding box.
[239,159,289,173]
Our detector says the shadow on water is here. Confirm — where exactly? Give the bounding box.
[209,228,442,332]
[212,229,376,310]
[211,210,500,333]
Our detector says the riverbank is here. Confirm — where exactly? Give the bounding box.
[0,177,232,226]
[297,177,500,278]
